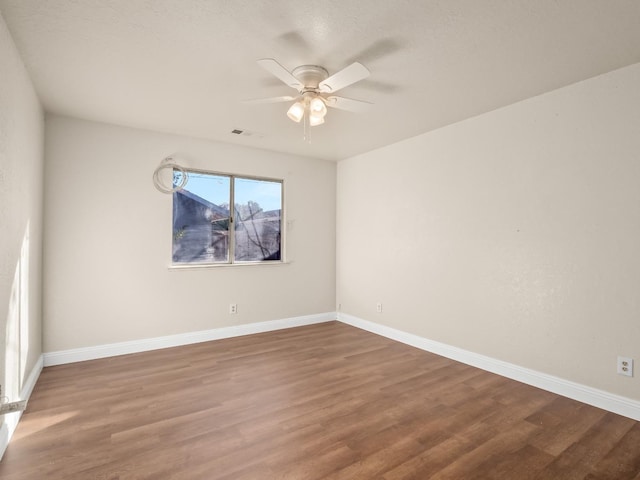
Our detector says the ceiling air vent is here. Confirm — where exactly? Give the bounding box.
[230,129,264,138]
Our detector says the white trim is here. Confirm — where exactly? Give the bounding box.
[0,354,44,460]
[337,313,640,422]
[43,312,336,367]
[37,312,640,422]
[168,260,291,270]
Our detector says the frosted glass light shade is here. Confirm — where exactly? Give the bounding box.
[309,113,325,126]
[287,101,305,122]
[309,96,327,117]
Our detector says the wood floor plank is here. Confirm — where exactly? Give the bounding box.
[531,412,637,479]
[0,322,638,479]
[589,422,640,480]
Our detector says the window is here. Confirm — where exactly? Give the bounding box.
[172,170,283,265]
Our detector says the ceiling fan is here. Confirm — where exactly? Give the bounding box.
[245,58,373,127]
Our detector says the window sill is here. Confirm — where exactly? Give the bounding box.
[168,261,291,270]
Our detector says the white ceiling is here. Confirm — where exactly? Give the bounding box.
[2,0,640,161]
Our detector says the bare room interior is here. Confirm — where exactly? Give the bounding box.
[1,1,639,478]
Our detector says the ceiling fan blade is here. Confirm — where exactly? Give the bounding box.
[257,58,303,90]
[319,62,370,93]
[243,95,296,105]
[326,96,373,113]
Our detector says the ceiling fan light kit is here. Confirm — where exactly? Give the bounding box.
[286,92,329,125]
[246,58,373,131]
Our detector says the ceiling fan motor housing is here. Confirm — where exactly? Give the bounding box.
[292,65,329,92]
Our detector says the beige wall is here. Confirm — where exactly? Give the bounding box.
[337,63,640,400]
[0,14,44,410]
[43,115,336,352]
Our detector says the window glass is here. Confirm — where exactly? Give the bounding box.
[233,177,282,262]
[172,172,231,264]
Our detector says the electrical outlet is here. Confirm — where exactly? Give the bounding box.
[0,400,27,415]
[376,302,382,313]
[617,356,633,377]
[229,303,237,314]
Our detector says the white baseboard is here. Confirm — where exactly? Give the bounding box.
[0,354,44,460]
[43,312,336,367]
[38,311,640,422]
[337,313,640,422]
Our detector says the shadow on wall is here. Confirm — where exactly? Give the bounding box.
[1,222,32,446]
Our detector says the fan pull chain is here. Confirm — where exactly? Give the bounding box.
[304,112,310,143]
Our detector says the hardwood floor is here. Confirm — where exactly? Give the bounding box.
[1,321,639,479]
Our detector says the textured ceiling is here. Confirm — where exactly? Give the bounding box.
[1,0,640,161]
